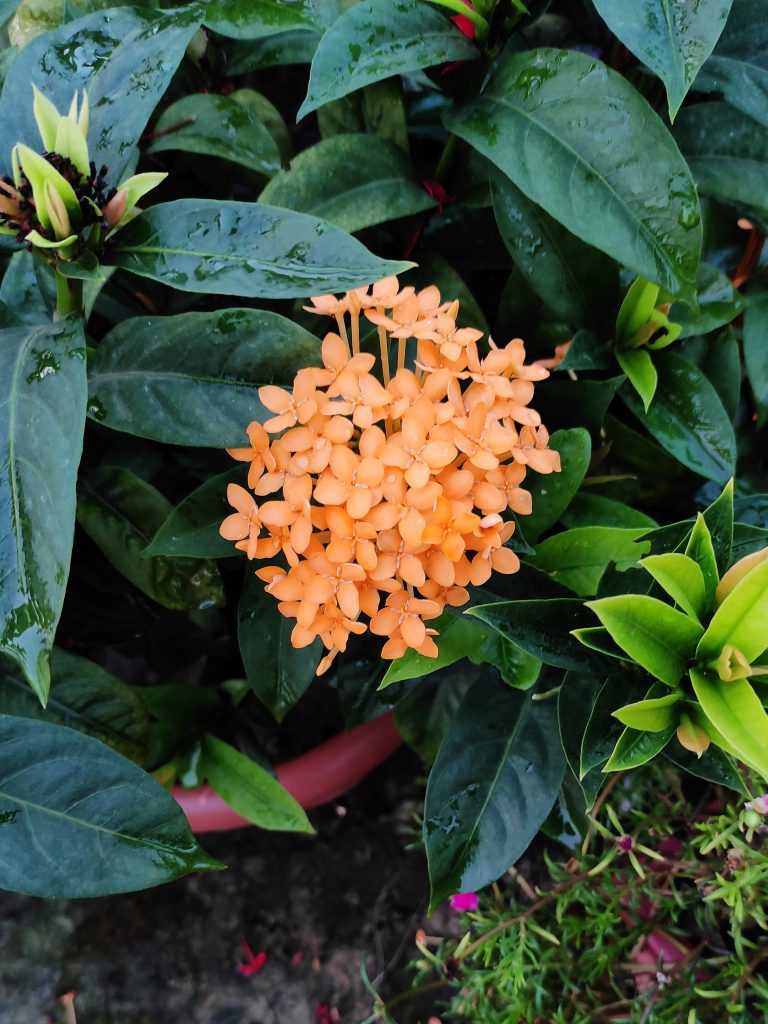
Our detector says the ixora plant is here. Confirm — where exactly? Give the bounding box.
[0,0,766,943]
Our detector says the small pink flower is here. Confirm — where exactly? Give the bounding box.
[236,938,267,976]
[449,891,479,912]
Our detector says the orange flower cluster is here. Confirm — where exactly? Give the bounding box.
[221,276,560,675]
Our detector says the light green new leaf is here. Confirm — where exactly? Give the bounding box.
[604,723,676,772]
[639,553,708,620]
[445,48,702,303]
[615,347,658,412]
[380,614,490,688]
[201,733,313,833]
[591,0,733,119]
[146,93,282,176]
[587,595,704,687]
[530,526,650,597]
[691,668,768,780]
[697,556,768,663]
[260,134,433,232]
[685,513,719,607]
[0,318,86,705]
[613,691,682,732]
[299,0,476,118]
[88,309,320,447]
[107,200,412,298]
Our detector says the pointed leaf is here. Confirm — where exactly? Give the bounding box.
[529,526,650,597]
[690,668,768,779]
[697,556,768,662]
[579,675,628,778]
[701,477,734,576]
[201,733,313,833]
[445,48,702,302]
[685,513,719,607]
[591,0,733,119]
[107,200,412,298]
[145,466,246,559]
[0,715,221,897]
[604,723,675,772]
[203,0,327,39]
[299,0,476,118]
[586,594,704,687]
[616,347,658,412]
[424,680,565,910]
[0,318,86,704]
[696,0,768,128]
[639,553,707,620]
[613,691,682,732]
[88,309,320,447]
[744,288,768,428]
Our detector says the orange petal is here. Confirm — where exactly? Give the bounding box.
[259,385,291,413]
[220,513,247,541]
[259,501,294,527]
[313,475,350,505]
[401,614,426,649]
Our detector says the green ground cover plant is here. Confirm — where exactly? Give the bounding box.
[0,11,766,1013]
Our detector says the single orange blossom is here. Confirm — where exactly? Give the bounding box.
[221,275,560,675]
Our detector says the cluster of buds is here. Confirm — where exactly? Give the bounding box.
[0,85,164,260]
[220,276,560,675]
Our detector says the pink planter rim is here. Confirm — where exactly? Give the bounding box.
[172,711,402,833]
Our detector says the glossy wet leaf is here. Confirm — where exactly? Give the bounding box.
[0,251,50,325]
[561,493,657,531]
[0,318,86,705]
[380,614,492,688]
[672,262,746,339]
[530,526,650,597]
[616,348,658,412]
[445,48,702,303]
[557,671,606,808]
[203,0,326,39]
[665,740,747,794]
[0,6,202,183]
[107,200,412,298]
[468,598,605,672]
[145,466,246,559]
[259,134,433,232]
[674,102,768,228]
[586,594,704,687]
[684,514,719,607]
[77,466,225,612]
[591,0,732,119]
[228,30,321,74]
[238,571,320,722]
[604,723,675,771]
[201,733,312,833]
[298,0,476,118]
[88,309,320,447]
[0,648,150,763]
[621,351,736,483]
[522,428,591,541]
[146,93,281,176]
[696,0,768,128]
[690,668,768,779]
[491,171,618,327]
[579,675,631,778]
[395,666,476,764]
[697,556,768,662]
[0,714,222,897]
[424,679,565,910]
[744,288,768,428]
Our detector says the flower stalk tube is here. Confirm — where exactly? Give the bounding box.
[221,275,560,676]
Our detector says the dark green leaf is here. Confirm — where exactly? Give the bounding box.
[522,428,591,541]
[744,288,768,428]
[558,329,611,371]
[580,675,633,776]
[380,614,491,688]
[0,6,202,183]
[530,526,650,597]
[0,251,49,325]
[227,30,321,74]
[145,466,245,559]
[107,200,412,297]
[146,93,282,176]
[298,0,476,118]
[0,648,149,763]
[203,0,325,39]
[672,262,746,339]
[558,670,606,808]
[201,733,313,832]
[468,598,606,671]
[591,0,732,118]
[260,134,432,231]
[395,665,476,764]
[0,318,86,704]
[238,570,320,722]
[561,493,657,530]
[533,377,623,436]
[675,102,768,228]
[492,171,618,327]
[77,466,225,612]
[424,680,565,909]
[88,309,319,447]
[0,714,221,897]
[412,253,490,335]
[665,741,747,795]
[604,723,675,771]
[445,48,702,302]
[586,594,704,686]
[697,0,768,128]
[621,351,736,483]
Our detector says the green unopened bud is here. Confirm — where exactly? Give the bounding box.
[43,179,71,240]
[55,115,90,179]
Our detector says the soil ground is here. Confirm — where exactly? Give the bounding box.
[0,747,455,1024]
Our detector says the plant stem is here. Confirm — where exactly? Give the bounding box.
[54,270,83,321]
